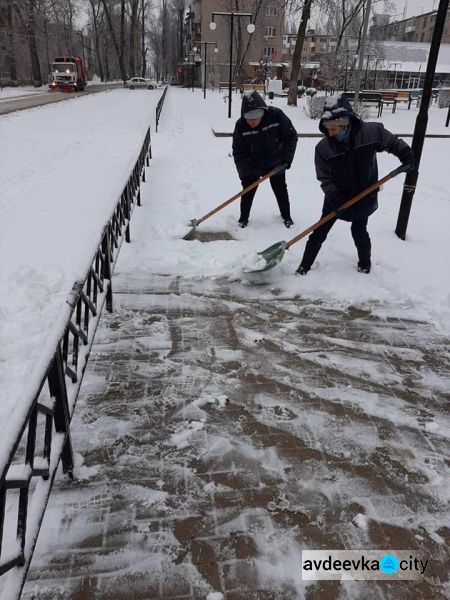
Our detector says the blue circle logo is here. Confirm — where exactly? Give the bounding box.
[380,554,399,574]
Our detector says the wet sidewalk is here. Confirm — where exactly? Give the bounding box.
[23,272,449,599]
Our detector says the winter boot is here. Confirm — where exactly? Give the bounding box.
[296,265,309,275]
[357,261,371,274]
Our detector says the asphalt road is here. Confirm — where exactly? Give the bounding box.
[0,82,124,116]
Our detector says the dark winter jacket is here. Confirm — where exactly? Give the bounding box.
[233,92,298,181]
[316,95,415,221]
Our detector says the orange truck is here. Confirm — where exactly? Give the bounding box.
[48,56,87,92]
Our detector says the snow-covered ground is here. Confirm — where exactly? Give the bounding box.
[0,80,121,102]
[1,87,450,469]
[1,88,449,470]
[1,84,449,597]
[0,86,47,101]
[0,89,158,476]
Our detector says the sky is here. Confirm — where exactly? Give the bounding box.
[0,84,449,595]
[386,0,440,19]
[306,0,441,32]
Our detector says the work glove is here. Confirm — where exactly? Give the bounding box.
[401,162,416,173]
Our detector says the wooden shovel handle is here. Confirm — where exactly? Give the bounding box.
[286,166,407,250]
[197,165,285,226]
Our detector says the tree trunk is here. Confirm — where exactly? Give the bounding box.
[129,0,139,76]
[288,0,313,106]
[94,25,105,80]
[101,0,127,83]
[141,0,147,77]
[27,2,42,86]
[161,0,167,81]
[104,39,110,80]
[6,0,18,83]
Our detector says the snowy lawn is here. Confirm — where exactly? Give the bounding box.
[0,89,158,475]
[0,86,47,101]
[1,86,449,478]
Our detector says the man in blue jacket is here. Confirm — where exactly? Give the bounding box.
[232,91,298,228]
[296,94,415,275]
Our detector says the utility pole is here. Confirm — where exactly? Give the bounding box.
[395,0,449,239]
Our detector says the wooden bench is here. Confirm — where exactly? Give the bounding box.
[218,81,238,92]
[241,83,266,96]
[379,91,398,115]
[395,90,412,109]
[342,91,382,117]
[379,90,412,115]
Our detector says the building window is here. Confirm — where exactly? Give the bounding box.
[263,47,275,59]
[266,5,277,16]
[265,27,276,37]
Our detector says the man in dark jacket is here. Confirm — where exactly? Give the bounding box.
[296,94,415,275]
[232,91,298,228]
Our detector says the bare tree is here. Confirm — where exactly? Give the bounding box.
[14,0,45,86]
[86,0,105,79]
[287,0,313,106]
[0,0,18,83]
[234,0,267,83]
[101,0,128,82]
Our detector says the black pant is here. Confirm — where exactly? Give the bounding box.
[240,172,292,222]
[300,215,371,269]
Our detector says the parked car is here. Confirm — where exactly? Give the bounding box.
[125,77,158,90]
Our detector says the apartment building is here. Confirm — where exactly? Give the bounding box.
[282,30,339,63]
[369,8,450,44]
[182,0,285,85]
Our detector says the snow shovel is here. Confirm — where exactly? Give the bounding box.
[183,164,287,240]
[245,164,410,273]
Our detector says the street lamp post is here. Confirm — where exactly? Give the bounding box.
[373,58,381,89]
[210,11,255,118]
[197,41,218,98]
[192,48,197,91]
[185,54,194,90]
[343,50,350,92]
[363,54,373,89]
[393,62,401,88]
[186,49,199,91]
[260,56,268,81]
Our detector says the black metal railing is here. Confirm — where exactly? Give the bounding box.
[156,85,169,132]
[0,127,152,598]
